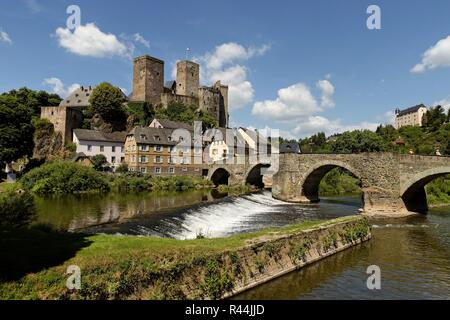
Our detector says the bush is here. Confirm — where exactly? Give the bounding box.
[149,176,210,191]
[0,190,36,229]
[116,163,129,174]
[20,162,110,194]
[110,172,151,192]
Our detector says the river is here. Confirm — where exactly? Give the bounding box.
[34,190,450,299]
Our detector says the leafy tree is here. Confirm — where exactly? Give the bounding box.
[89,82,126,122]
[425,105,446,131]
[91,154,108,171]
[0,95,34,166]
[1,87,61,116]
[331,130,387,153]
[125,101,155,126]
[155,101,218,129]
[116,163,129,174]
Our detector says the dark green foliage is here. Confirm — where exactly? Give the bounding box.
[201,258,234,299]
[89,82,126,122]
[424,105,447,131]
[319,168,362,196]
[115,163,129,174]
[0,88,61,166]
[331,130,387,153]
[426,175,450,205]
[0,190,36,229]
[110,172,152,192]
[20,162,110,194]
[125,101,154,126]
[91,154,107,171]
[1,87,61,116]
[0,95,34,165]
[155,101,218,129]
[32,118,54,139]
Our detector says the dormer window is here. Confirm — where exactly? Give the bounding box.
[154,135,161,141]
[140,134,147,140]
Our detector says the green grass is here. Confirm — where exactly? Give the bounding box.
[0,216,363,299]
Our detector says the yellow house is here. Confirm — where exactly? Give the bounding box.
[125,126,203,177]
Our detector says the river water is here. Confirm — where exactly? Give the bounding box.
[34,190,450,299]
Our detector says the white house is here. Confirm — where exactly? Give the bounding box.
[394,104,428,129]
[73,129,127,171]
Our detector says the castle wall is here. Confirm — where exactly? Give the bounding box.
[198,87,221,122]
[40,106,83,144]
[176,60,199,97]
[160,92,199,109]
[132,55,164,105]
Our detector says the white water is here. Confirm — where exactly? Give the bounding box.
[145,191,316,239]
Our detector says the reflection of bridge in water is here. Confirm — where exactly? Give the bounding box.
[205,153,450,217]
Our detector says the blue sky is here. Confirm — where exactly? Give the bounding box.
[1,0,450,138]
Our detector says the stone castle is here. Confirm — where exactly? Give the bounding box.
[40,55,230,145]
[131,55,229,128]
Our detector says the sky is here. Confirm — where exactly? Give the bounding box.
[1,0,450,139]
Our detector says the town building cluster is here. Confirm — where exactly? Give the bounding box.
[40,54,273,176]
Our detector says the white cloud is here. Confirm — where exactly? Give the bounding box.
[250,79,386,138]
[251,80,335,121]
[376,110,396,125]
[434,97,450,113]
[293,116,379,137]
[192,42,270,109]
[202,42,270,70]
[133,33,150,48]
[0,30,12,44]
[317,79,335,108]
[411,35,450,73]
[43,78,80,98]
[55,23,132,58]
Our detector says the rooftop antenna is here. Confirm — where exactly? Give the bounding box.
[186,47,191,61]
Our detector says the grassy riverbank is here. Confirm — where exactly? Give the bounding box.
[0,216,368,300]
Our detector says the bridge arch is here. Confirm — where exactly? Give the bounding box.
[245,163,271,188]
[210,168,231,186]
[401,167,450,213]
[300,161,362,203]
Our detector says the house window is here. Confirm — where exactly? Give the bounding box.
[120,157,125,163]
[155,167,161,174]
[169,167,175,174]
[87,145,92,151]
[155,156,162,163]
[155,145,162,152]
[111,156,116,163]
[121,146,124,153]
[182,167,188,172]
[140,167,147,173]
[140,156,148,163]
[112,146,116,152]
[168,156,175,164]
[100,145,104,152]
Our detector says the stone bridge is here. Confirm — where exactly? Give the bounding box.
[272,152,450,216]
[204,157,272,188]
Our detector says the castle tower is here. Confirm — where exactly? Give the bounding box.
[132,55,164,105]
[176,60,199,97]
[214,81,229,128]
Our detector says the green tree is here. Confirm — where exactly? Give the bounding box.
[91,154,108,171]
[0,95,34,165]
[0,190,36,229]
[425,105,446,131]
[331,130,387,153]
[116,163,129,174]
[1,87,61,116]
[89,82,126,122]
